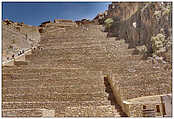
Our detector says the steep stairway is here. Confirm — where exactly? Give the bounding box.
[2,24,127,117]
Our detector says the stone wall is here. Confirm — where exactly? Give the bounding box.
[54,19,73,23]
[109,71,172,117]
[39,19,77,33]
[123,94,172,117]
[108,68,172,117]
[75,19,92,26]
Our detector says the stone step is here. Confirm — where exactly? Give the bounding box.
[2,84,105,95]
[2,66,94,70]
[14,61,28,66]
[30,50,107,56]
[2,79,104,89]
[3,76,101,84]
[26,57,111,65]
[27,58,114,64]
[2,105,122,117]
[2,108,43,117]
[3,76,103,83]
[39,42,114,48]
[2,66,85,70]
[29,53,106,59]
[26,54,108,62]
[39,38,105,43]
[25,60,109,66]
[40,37,107,42]
[2,102,126,117]
[41,43,105,48]
[27,57,109,63]
[3,81,98,88]
[3,72,104,80]
[3,93,108,102]
[12,62,113,71]
[3,69,101,74]
[31,48,105,56]
[40,43,104,48]
[2,68,101,75]
[2,101,111,110]
[24,63,109,69]
[62,105,124,117]
[3,71,99,77]
[39,40,115,46]
[40,35,111,45]
[38,45,106,50]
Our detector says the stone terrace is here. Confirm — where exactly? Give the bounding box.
[2,22,172,117]
[2,24,127,117]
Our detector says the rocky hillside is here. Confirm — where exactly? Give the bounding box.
[93,2,172,63]
[2,19,40,62]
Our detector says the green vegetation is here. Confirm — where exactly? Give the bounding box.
[104,18,113,31]
[151,33,166,56]
[162,8,170,16]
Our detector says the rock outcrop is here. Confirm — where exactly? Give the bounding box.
[94,2,172,60]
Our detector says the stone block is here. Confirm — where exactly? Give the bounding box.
[42,109,55,117]
[3,60,14,66]
[2,110,17,117]
[14,61,28,65]
[161,94,172,117]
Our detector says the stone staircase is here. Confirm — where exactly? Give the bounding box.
[2,24,127,117]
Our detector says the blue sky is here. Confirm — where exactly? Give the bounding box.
[2,2,110,26]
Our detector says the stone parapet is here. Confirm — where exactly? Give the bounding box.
[108,72,172,117]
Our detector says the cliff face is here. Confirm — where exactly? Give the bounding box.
[107,2,140,21]
[94,2,172,61]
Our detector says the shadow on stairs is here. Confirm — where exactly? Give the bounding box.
[104,77,128,117]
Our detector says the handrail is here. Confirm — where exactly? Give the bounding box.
[2,48,31,65]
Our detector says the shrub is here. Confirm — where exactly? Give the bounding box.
[151,33,166,56]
